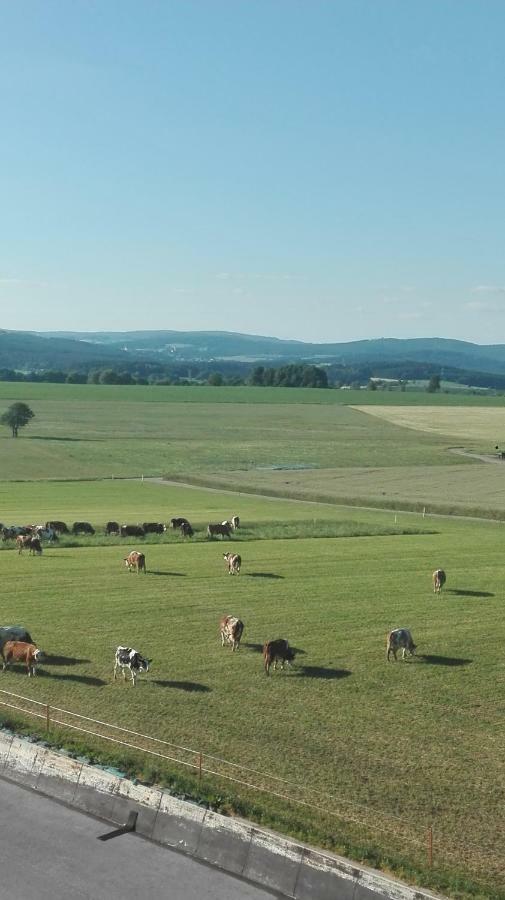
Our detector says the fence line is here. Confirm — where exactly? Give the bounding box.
[0,687,503,885]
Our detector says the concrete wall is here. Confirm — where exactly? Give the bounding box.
[0,730,443,900]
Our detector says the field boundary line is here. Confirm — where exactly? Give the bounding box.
[141,476,505,524]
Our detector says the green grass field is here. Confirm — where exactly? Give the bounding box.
[1,384,505,896]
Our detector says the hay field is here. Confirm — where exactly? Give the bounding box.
[353,404,505,447]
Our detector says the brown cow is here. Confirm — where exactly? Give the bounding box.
[220,615,244,651]
[2,641,44,676]
[124,550,147,574]
[263,639,295,676]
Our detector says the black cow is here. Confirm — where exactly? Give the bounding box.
[120,524,145,538]
[45,521,69,534]
[142,522,166,534]
[105,521,120,535]
[72,522,95,535]
[180,521,194,537]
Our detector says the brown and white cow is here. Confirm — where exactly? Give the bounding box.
[207,523,231,539]
[220,615,244,651]
[124,550,147,574]
[263,639,295,675]
[2,640,44,676]
[16,535,42,555]
[433,569,446,593]
[386,628,417,661]
[223,552,241,575]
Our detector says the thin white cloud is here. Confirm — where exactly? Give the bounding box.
[215,272,299,282]
[465,300,505,313]
[0,277,52,288]
[471,285,505,295]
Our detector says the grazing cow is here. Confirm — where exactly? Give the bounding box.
[124,550,147,574]
[180,521,194,537]
[433,569,446,593]
[120,524,145,538]
[170,517,189,529]
[142,522,166,534]
[114,646,150,686]
[207,523,231,539]
[231,515,240,530]
[223,552,241,575]
[16,535,42,555]
[45,520,69,534]
[72,521,95,535]
[2,641,44,676]
[386,628,417,661]
[105,521,120,535]
[220,615,244,651]
[263,639,295,675]
[33,527,58,542]
[0,626,33,652]
[2,526,32,541]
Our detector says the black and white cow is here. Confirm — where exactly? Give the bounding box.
[113,646,151,686]
[170,517,189,529]
[386,628,417,661]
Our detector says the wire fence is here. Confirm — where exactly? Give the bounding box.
[0,687,503,890]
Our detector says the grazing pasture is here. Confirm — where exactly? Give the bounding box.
[2,383,505,894]
[0,383,479,482]
[0,477,504,894]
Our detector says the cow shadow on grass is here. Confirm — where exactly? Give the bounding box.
[445,589,494,598]
[43,655,90,666]
[294,666,352,680]
[28,436,103,443]
[152,680,211,693]
[37,671,106,685]
[148,570,186,577]
[242,642,306,656]
[245,573,284,579]
[419,655,472,667]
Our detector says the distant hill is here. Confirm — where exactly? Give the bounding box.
[3,330,505,385]
[36,331,505,373]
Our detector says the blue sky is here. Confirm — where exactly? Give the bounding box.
[1,1,504,343]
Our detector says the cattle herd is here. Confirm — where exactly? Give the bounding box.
[1,510,447,683]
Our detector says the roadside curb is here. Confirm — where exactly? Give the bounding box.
[0,730,444,899]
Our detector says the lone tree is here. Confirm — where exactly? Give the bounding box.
[427,374,441,393]
[0,402,35,437]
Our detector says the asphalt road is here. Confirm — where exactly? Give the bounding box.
[0,777,280,900]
